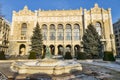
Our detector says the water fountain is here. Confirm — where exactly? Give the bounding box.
[10,47,82,75]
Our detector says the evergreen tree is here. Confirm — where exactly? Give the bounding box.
[31,22,43,58]
[82,24,102,59]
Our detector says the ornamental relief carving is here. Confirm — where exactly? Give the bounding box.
[86,14,108,20]
[92,14,102,20]
[14,16,36,21]
[37,16,82,22]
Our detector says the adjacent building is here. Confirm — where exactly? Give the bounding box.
[10,4,116,56]
[0,17,10,54]
[113,19,120,55]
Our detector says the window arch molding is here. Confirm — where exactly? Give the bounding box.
[42,24,47,40]
[42,24,47,29]
[49,24,56,40]
[73,24,80,40]
[65,24,72,40]
[57,24,64,40]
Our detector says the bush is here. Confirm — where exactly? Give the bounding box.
[103,51,116,61]
[28,51,37,59]
[64,52,72,59]
[0,51,6,60]
[76,52,87,60]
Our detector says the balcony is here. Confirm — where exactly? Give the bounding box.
[21,35,27,40]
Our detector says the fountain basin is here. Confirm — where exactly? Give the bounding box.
[11,59,82,75]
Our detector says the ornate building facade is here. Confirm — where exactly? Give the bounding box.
[0,17,10,54]
[10,4,116,56]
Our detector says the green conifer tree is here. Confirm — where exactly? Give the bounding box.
[30,22,43,58]
[82,24,102,59]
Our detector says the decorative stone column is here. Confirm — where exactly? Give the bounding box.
[55,45,58,55]
[63,45,66,56]
[80,24,83,52]
[71,25,74,57]
[47,25,49,42]
[63,24,66,43]
[108,8,116,55]
[55,24,57,43]
[83,9,87,29]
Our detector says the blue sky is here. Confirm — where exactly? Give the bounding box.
[0,0,120,23]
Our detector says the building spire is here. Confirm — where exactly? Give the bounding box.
[94,3,99,8]
[23,5,28,10]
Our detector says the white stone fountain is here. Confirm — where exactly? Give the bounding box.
[10,47,82,75]
[10,59,82,75]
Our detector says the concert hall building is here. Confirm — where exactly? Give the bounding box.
[10,4,116,56]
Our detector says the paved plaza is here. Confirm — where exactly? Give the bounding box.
[0,60,120,80]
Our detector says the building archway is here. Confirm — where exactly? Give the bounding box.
[58,45,64,55]
[66,45,71,52]
[65,45,72,59]
[74,45,80,57]
[19,44,26,56]
[50,45,55,55]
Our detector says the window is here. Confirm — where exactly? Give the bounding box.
[74,24,80,40]
[66,24,72,40]
[95,22,101,35]
[50,24,55,40]
[42,24,47,40]
[115,35,118,38]
[115,31,118,34]
[57,24,63,40]
[21,23,27,35]
[117,43,119,46]
[116,39,119,42]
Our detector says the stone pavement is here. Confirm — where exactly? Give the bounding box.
[0,72,8,80]
[78,59,120,72]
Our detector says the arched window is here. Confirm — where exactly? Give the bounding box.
[74,24,80,40]
[42,24,47,40]
[95,22,102,35]
[57,24,63,40]
[66,24,72,40]
[50,24,55,40]
[21,23,27,36]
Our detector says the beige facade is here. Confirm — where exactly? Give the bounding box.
[0,17,10,54]
[10,4,116,56]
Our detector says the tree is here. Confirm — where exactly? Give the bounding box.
[82,24,102,59]
[0,51,6,60]
[30,22,43,58]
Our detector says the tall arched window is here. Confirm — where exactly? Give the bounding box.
[66,24,72,40]
[50,24,55,40]
[42,24,47,40]
[21,23,27,36]
[57,24,63,40]
[95,22,102,35]
[74,24,80,40]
